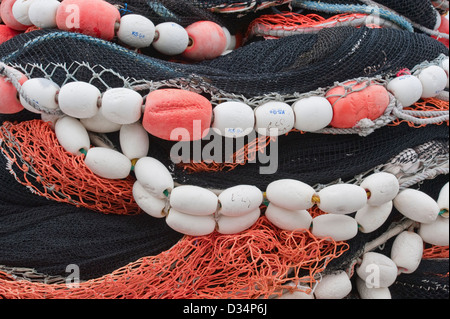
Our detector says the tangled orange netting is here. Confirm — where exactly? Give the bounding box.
[0,216,349,299]
[0,119,349,299]
[0,119,139,215]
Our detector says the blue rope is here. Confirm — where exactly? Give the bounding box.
[292,0,414,32]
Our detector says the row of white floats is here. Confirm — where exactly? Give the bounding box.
[7,0,237,58]
[49,113,450,241]
[301,234,426,300]
[131,152,449,243]
[14,56,448,144]
[283,197,449,300]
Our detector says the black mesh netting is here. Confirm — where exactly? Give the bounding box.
[0,155,184,281]
[2,26,448,190]
[1,26,447,97]
[105,0,261,35]
[299,0,440,30]
[390,259,449,299]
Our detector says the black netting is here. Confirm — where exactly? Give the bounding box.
[0,25,448,190]
[390,259,449,299]
[108,0,226,27]
[0,0,448,296]
[372,0,439,30]
[1,26,447,97]
[301,0,440,30]
[0,148,183,281]
[106,0,259,34]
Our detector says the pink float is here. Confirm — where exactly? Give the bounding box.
[0,25,21,44]
[326,81,390,128]
[182,21,228,61]
[0,0,29,31]
[433,14,449,48]
[0,67,28,114]
[56,0,120,41]
[143,89,212,141]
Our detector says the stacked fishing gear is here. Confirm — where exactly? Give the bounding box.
[0,0,448,299]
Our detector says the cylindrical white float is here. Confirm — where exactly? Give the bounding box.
[393,189,440,224]
[134,157,174,198]
[20,78,60,114]
[311,214,359,241]
[355,201,393,234]
[318,184,368,214]
[55,116,90,156]
[170,185,218,216]
[80,108,122,133]
[58,81,101,119]
[101,88,144,125]
[360,172,399,206]
[265,203,312,232]
[216,208,261,235]
[419,216,449,246]
[152,22,190,56]
[356,252,398,288]
[417,65,448,98]
[117,14,155,48]
[166,208,216,236]
[218,185,263,217]
[356,277,392,299]
[386,75,423,107]
[120,123,150,160]
[254,101,295,136]
[266,179,315,211]
[292,96,333,132]
[212,101,255,138]
[390,231,423,274]
[85,147,132,179]
[133,181,166,219]
[314,271,352,299]
[28,0,60,28]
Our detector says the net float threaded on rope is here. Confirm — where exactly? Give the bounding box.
[0,58,449,238]
[1,0,238,61]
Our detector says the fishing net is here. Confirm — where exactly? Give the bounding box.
[0,0,448,300]
[292,0,443,32]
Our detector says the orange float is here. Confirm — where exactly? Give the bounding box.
[326,81,390,128]
[55,0,120,41]
[142,89,212,141]
[182,21,228,61]
[0,0,29,31]
[433,14,449,48]
[0,67,28,114]
[0,24,21,44]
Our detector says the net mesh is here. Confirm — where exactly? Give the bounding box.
[293,0,440,30]
[0,0,448,299]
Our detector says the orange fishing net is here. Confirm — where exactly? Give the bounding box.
[0,120,139,215]
[423,245,449,259]
[246,12,381,39]
[181,135,274,173]
[0,216,349,299]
